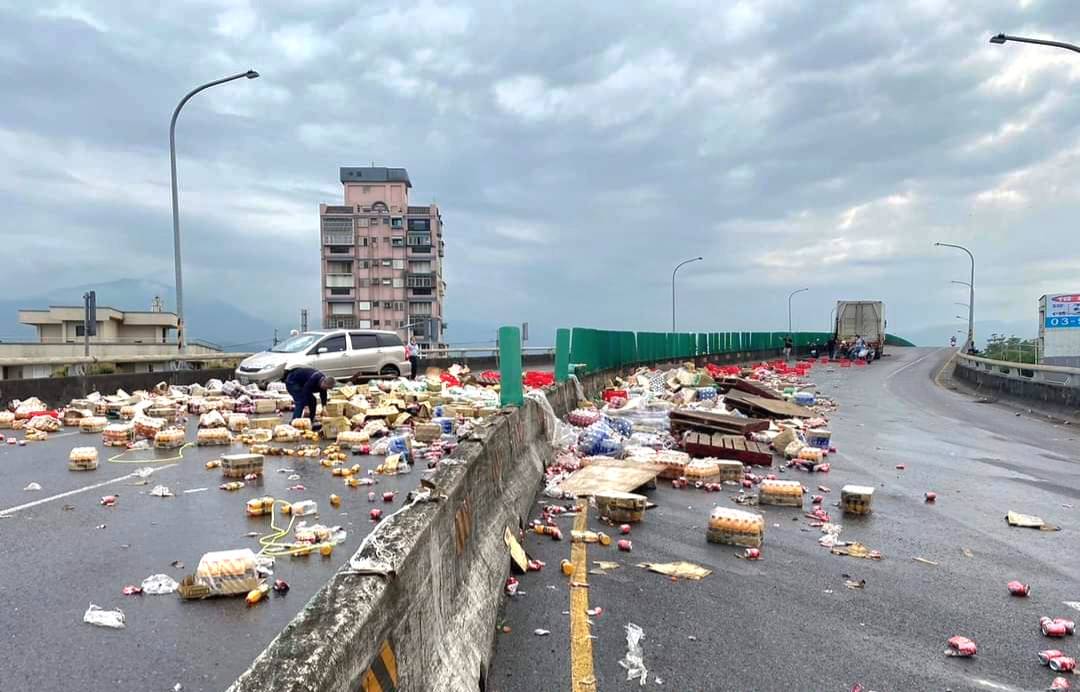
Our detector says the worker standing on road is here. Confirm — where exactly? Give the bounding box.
[783,335,794,361]
[826,335,837,359]
[284,367,335,427]
[407,337,422,379]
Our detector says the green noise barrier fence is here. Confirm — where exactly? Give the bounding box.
[498,326,913,399]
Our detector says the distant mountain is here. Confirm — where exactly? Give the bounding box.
[0,278,279,351]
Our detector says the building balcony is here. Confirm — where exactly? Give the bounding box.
[323,231,355,245]
[324,288,355,299]
[407,245,432,255]
[325,274,354,289]
[325,245,356,258]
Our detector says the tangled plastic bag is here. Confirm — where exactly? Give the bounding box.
[577,421,624,457]
[603,415,633,438]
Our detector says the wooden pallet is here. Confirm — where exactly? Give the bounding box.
[683,432,773,466]
[669,409,770,436]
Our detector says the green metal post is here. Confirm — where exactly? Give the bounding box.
[499,326,523,407]
[555,328,571,383]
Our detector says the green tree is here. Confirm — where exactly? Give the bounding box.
[983,333,1038,364]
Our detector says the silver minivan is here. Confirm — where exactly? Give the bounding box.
[235,329,411,385]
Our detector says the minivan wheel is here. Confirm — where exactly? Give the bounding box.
[380,364,400,378]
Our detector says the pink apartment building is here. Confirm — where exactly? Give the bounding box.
[319,167,445,346]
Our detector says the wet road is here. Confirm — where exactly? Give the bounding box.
[0,416,417,692]
[491,348,1080,692]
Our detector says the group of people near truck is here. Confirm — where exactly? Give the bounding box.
[802,335,876,362]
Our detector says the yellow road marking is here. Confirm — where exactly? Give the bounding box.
[570,502,596,691]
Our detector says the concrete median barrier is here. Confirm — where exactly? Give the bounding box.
[229,349,780,692]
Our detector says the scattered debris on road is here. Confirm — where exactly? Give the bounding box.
[83,603,125,629]
[637,561,712,580]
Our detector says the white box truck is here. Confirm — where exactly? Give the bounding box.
[835,301,886,359]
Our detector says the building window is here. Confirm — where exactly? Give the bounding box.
[358,260,369,269]
[392,259,404,270]
[406,232,431,245]
[392,278,404,288]
[328,245,351,254]
[334,317,356,329]
[382,301,392,309]
[358,236,369,246]
[398,320,406,328]
[358,320,372,329]
[358,278,369,287]
[406,276,433,288]
[391,217,403,228]
[410,302,432,316]
[370,218,379,225]
[370,236,378,244]
[409,260,432,273]
[393,301,405,311]
[358,301,372,311]
[372,319,380,327]
[408,219,430,232]
[329,287,351,296]
[381,278,392,286]
[381,259,392,267]
[357,218,369,228]
[390,237,404,247]
[382,217,390,225]
[75,324,86,337]
[330,303,353,316]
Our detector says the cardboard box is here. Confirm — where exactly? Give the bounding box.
[185,548,259,598]
[221,453,264,478]
[414,422,443,443]
[251,416,278,430]
[321,416,351,440]
[595,491,647,523]
[841,485,874,515]
[254,399,277,414]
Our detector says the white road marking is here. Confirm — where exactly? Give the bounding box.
[0,463,178,517]
[885,348,939,381]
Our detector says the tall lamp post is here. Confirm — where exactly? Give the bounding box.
[170,70,259,350]
[788,287,809,355]
[935,243,975,350]
[671,256,703,332]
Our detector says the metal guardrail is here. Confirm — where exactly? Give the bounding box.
[955,351,1080,388]
[0,352,254,367]
[424,346,554,359]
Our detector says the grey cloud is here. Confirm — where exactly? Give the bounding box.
[0,0,1077,343]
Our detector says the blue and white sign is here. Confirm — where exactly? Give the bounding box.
[1046,316,1080,329]
[1046,294,1080,329]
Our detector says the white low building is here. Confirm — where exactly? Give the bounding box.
[0,305,222,379]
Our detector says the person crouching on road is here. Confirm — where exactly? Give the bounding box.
[285,367,335,428]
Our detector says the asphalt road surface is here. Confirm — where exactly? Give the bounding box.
[491,347,1080,692]
[0,416,417,692]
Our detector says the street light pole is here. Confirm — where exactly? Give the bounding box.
[788,287,809,354]
[671,256,703,332]
[935,243,975,350]
[170,69,259,351]
[990,33,1080,54]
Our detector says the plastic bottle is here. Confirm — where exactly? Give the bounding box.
[245,583,270,607]
[291,500,318,517]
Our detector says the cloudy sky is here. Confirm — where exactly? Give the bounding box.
[1,0,1078,345]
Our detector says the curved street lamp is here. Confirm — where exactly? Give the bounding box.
[671,257,703,332]
[990,33,1080,55]
[935,242,975,350]
[170,70,259,350]
[788,287,809,354]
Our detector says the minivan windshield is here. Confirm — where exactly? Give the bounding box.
[269,333,322,353]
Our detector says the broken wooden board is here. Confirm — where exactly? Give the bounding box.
[716,376,783,401]
[683,432,773,466]
[558,460,663,496]
[669,409,770,436]
[722,390,813,419]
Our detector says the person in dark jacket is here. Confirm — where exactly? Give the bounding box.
[284,367,335,426]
